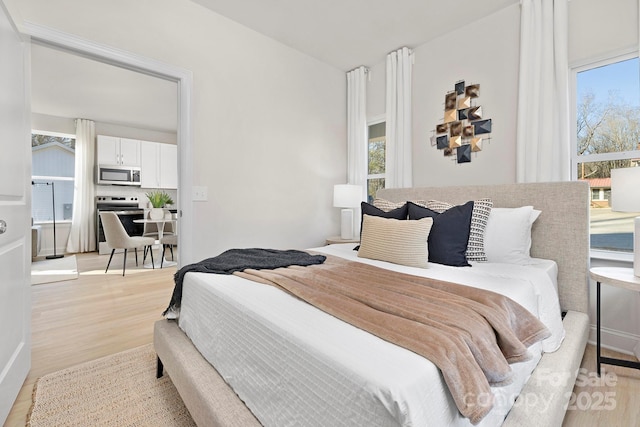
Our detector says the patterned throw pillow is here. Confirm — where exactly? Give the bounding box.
[373,198,427,212]
[424,198,493,262]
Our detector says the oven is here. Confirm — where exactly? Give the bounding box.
[96,196,144,255]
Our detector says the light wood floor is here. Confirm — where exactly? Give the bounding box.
[5,251,177,427]
[4,251,640,426]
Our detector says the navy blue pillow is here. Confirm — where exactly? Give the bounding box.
[361,201,408,221]
[354,202,408,250]
[407,201,473,267]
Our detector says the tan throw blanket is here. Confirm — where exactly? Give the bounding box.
[235,254,550,424]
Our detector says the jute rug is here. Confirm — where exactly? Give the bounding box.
[31,255,79,285]
[28,344,196,426]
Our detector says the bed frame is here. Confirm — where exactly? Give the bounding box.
[154,181,590,427]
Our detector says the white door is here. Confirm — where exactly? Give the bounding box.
[0,1,31,423]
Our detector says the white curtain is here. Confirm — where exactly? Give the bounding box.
[66,119,96,253]
[516,0,570,182]
[347,66,368,201]
[385,47,414,189]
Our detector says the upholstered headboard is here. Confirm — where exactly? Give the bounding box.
[377,181,589,313]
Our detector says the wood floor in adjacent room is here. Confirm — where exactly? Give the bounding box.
[5,251,177,427]
[4,251,640,426]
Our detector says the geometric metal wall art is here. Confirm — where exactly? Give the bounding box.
[431,80,492,164]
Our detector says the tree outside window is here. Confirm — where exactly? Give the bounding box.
[32,132,76,223]
[574,55,640,252]
[367,121,385,202]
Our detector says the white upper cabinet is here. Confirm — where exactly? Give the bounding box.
[97,135,140,166]
[140,140,177,189]
[159,143,178,189]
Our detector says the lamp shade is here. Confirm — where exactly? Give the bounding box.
[611,167,640,212]
[333,184,362,208]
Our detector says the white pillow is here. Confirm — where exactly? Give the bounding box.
[484,206,540,264]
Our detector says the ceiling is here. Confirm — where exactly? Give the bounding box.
[30,44,178,134]
[193,0,520,71]
[30,0,518,132]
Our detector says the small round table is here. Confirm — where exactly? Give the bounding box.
[133,218,177,268]
[589,267,640,376]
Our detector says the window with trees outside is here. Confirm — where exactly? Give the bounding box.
[574,54,640,252]
[31,132,76,223]
[367,121,385,203]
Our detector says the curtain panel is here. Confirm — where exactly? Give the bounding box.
[516,0,570,182]
[385,47,414,189]
[347,66,368,201]
[66,119,96,253]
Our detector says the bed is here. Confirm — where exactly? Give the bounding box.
[154,181,590,426]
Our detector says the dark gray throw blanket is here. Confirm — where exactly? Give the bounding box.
[162,248,326,315]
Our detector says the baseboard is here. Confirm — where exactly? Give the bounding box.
[589,325,640,357]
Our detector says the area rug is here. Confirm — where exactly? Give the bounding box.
[31,255,78,285]
[28,344,195,427]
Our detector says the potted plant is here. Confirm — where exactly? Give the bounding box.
[146,190,174,220]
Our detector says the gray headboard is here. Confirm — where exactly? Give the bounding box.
[377,181,589,313]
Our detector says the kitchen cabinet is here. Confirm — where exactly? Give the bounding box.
[140,141,178,189]
[97,135,140,166]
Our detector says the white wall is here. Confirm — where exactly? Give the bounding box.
[366,5,521,186]
[13,0,346,259]
[569,0,638,65]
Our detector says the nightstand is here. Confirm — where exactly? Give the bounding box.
[589,267,640,376]
[325,236,360,245]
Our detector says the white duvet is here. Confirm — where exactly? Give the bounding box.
[177,244,565,427]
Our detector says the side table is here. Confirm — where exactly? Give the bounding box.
[589,267,640,376]
[325,236,360,245]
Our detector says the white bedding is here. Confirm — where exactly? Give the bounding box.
[177,244,565,427]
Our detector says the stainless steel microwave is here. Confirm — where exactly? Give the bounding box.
[97,165,141,186]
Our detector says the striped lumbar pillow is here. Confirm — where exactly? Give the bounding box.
[357,214,433,268]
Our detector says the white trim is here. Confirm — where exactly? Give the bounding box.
[32,176,74,182]
[31,129,75,139]
[589,325,640,356]
[591,249,634,262]
[21,22,195,266]
[578,150,640,163]
[569,46,638,70]
[367,114,385,126]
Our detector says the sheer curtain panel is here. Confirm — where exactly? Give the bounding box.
[516,0,570,182]
[66,119,96,253]
[385,47,414,188]
[347,66,368,201]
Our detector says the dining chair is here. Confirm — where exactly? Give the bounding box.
[100,211,156,276]
[143,209,176,261]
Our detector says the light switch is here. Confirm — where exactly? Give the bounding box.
[192,186,208,201]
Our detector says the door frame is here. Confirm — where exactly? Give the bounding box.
[22,22,195,265]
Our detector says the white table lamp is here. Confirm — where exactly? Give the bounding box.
[333,184,363,239]
[611,167,640,276]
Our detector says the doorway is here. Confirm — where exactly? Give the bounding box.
[25,23,194,265]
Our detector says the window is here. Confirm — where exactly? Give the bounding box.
[573,54,640,252]
[32,132,76,223]
[367,120,386,203]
